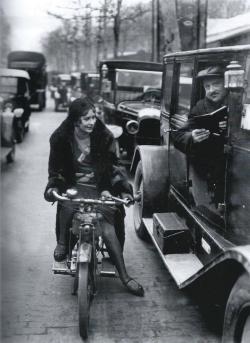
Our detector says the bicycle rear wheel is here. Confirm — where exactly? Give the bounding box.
[78,262,92,339]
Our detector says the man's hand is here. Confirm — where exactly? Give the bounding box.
[101,190,112,199]
[192,129,210,143]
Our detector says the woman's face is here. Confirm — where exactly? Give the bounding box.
[77,109,96,134]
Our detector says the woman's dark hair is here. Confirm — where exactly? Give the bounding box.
[67,97,96,123]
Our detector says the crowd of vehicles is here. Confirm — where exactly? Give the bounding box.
[131,45,250,343]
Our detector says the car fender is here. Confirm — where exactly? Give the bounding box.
[179,245,250,292]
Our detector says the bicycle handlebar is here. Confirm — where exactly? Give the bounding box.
[52,190,133,207]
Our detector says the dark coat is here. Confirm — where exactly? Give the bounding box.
[172,97,227,158]
[44,117,132,200]
[44,117,131,249]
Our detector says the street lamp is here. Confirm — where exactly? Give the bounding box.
[224,61,245,89]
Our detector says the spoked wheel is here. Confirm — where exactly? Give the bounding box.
[133,161,150,240]
[78,262,93,339]
[222,273,250,343]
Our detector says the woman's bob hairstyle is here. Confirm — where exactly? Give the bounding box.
[67,97,96,124]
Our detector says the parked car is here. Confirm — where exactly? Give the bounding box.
[131,45,250,343]
[0,68,31,143]
[0,100,25,163]
[99,60,163,160]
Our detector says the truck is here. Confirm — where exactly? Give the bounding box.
[8,51,47,111]
[131,45,250,343]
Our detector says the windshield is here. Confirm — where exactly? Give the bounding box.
[116,69,162,89]
[0,77,18,94]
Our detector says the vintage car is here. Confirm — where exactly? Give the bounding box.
[99,60,163,160]
[131,45,250,343]
[0,68,31,143]
[0,103,24,163]
[80,71,100,98]
[54,74,71,111]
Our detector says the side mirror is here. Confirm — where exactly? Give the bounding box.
[13,108,24,118]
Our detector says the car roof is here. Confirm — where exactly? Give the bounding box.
[0,68,30,79]
[99,60,163,72]
[163,44,250,61]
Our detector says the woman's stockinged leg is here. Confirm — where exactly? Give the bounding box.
[58,204,74,245]
[102,221,130,283]
[54,204,74,262]
[101,221,144,296]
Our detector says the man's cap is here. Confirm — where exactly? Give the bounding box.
[197,66,224,79]
[68,96,95,123]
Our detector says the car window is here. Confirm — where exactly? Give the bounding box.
[116,69,162,90]
[176,62,193,115]
[163,62,174,114]
[170,62,193,130]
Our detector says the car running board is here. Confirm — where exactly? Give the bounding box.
[143,218,203,287]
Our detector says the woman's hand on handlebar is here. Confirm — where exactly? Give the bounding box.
[45,187,59,202]
[121,192,134,206]
[101,190,112,199]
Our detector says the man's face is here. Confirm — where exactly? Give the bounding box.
[77,109,96,134]
[203,77,227,104]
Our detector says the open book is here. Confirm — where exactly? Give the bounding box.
[190,105,227,133]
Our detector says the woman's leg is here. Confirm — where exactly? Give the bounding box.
[101,221,144,296]
[54,203,74,261]
[114,210,125,251]
[102,221,129,283]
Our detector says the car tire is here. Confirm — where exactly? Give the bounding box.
[133,161,150,241]
[222,272,250,343]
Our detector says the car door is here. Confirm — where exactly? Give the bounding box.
[226,52,250,243]
[169,59,194,205]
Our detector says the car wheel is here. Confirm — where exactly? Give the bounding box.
[133,161,150,241]
[222,273,250,343]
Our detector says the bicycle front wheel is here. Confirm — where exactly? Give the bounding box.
[78,262,92,339]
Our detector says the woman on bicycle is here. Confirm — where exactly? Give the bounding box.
[44,96,144,297]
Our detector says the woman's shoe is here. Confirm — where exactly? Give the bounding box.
[123,278,144,297]
[54,243,67,262]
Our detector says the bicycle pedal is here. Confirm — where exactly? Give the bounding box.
[52,260,70,275]
[99,257,117,277]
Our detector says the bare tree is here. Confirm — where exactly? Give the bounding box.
[0,7,11,67]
